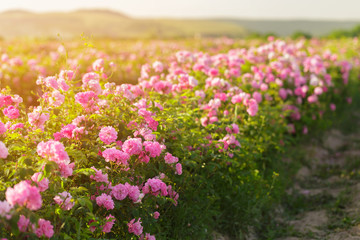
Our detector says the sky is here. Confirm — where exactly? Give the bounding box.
[1,0,360,20]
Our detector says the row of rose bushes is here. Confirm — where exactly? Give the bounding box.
[0,38,236,107]
[0,38,356,239]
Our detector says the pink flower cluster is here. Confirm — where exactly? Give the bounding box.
[122,138,143,156]
[0,121,6,135]
[0,94,13,108]
[75,91,99,112]
[246,99,259,116]
[111,182,140,202]
[5,181,42,210]
[16,215,54,239]
[31,172,49,192]
[102,214,115,233]
[82,72,103,95]
[164,152,179,164]
[90,167,109,183]
[28,106,49,130]
[37,75,70,92]
[37,140,70,163]
[175,163,182,175]
[102,147,130,165]
[143,233,156,240]
[99,126,118,144]
[17,215,30,232]
[96,193,114,210]
[49,90,65,107]
[35,218,54,239]
[142,178,168,196]
[53,123,87,140]
[2,106,19,119]
[0,142,9,159]
[0,201,12,219]
[53,191,74,210]
[36,140,74,177]
[128,218,143,236]
[93,59,105,72]
[143,141,163,158]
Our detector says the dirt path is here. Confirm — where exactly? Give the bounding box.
[277,125,360,240]
[212,108,360,240]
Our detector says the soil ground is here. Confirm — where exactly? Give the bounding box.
[273,112,360,240]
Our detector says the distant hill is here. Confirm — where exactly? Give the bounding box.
[73,9,130,18]
[2,9,34,15]
[0,9,359,39]
[0,9,248,39]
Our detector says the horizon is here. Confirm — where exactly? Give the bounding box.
[1,0,360,20]
[2,8,360,22]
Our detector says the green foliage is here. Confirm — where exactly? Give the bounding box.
[327,24,360,38]
[291,31,312,40]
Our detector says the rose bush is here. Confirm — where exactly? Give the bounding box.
[0,37,357,239]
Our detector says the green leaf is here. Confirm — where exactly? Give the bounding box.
[78,197,93,212]
[73,168,96,176]
[24,158,33,166]
[70,186,89,194]
[44,161,58,177]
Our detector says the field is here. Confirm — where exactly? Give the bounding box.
[0,36,360,239]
